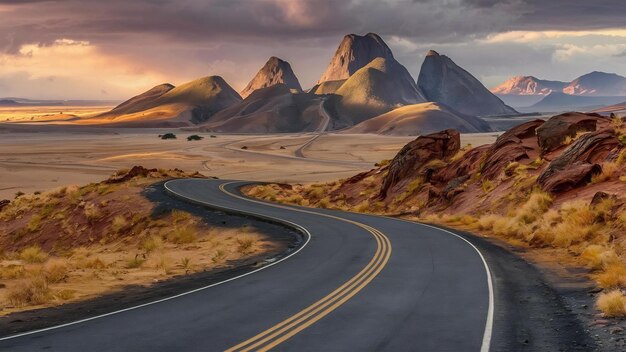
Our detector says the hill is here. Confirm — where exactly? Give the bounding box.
[333,57,426,125]
[197,84,329,133]
[91,76,242,126]
[345,102,492,135]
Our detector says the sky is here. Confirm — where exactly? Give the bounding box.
[1,0,626,100]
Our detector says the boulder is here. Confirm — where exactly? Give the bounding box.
[380,129,460,197]
[538,130,620,191]
[480,119,545,179]
[536,112,608,153]
[0,199,9,212]
[105,166,157,184]
[539,162,601,193]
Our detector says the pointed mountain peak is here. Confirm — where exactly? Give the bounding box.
[426,49,440,57]
[240,56,302,98]
[417,50,517,116]
[317,32,394,84]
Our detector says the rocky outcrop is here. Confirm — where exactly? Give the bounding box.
[491,76,567,96]
[105,166,157,184]
[318,33,394,83]
[417,50,517,116]
[380,129,460,197]
[536,112,609,153]
[480,119,544,179]
[240,57,302,98]
[538,130,620,191]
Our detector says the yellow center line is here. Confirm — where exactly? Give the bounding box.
[219,183,393,352]
[233,229,389,352]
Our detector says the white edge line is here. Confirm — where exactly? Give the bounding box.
[393,219,494,352]
[231,187,495,352]
[0,180,311,342]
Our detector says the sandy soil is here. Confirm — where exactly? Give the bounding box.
[0,125,500,199]
[0,106,112,123]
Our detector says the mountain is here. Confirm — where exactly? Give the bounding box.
[240,57,302,98]
[345,102,492,136]
[0,99,22,106]
[417,50,517,116]
[309,79,347,95]
[491,76,567,96]
[333,57,427,125]
[529,92,626,112]
[563,71,626,96]
[197,84,330,133]
[317,33,394,83]
[93,76,242,126]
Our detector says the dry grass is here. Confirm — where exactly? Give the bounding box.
[44,259,68,283]
[591,162,619,183]
[110,215,128,233]
[6,276,52,307]
[19,246,48,263]
[168,225,198,244]
[141,235,164,253]
[595,263,626,289]
[596,290,626,317]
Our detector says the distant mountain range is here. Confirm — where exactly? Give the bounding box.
[492,72,626,112]
[492,71,626,97]
[71,32,517,134]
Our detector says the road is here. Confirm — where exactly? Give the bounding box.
[294,100,331,159]
[0,178,493,351]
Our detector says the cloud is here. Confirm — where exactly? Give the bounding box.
[0,0,624,98]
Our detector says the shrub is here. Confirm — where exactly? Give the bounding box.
[596,290,626,317]
[170,210,192,223]
[581,245,619,270]
[20,246,48,263]
[6,276,52,307]
[168,225,198,244]
[160,133,176,140]
[84,203,102,221]
[236,235,257,255]
[44,260,68,283]
[26,214,43,232]
[110,215,128,233]
[212,249,226,264]
[15,191,24,198]
[187,135,204,141]
[141,235,164,253]
[595,263,626,289]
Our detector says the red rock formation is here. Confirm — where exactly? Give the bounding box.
[380,129,460,197]
[538,130,620,191]
[536,112,609,153]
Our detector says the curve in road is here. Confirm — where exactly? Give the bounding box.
[0,178,493,352]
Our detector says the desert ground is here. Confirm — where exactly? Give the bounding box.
[0,124,502,200]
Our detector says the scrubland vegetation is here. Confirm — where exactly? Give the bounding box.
[244,116,626,318]
[0,168,271,315]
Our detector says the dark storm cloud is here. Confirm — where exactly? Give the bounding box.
[0,0,623,54]
[0,0,625,99]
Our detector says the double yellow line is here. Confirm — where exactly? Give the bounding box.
[219,183,392,351]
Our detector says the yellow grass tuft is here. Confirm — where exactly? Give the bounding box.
[596,290,626,317]
[19,246,48,263]
[44,259,68,283]
[110,215,128,232]
[5,276,53,307]
[591,162,619,183]
[595,263,626,289]
[168,225,198,244]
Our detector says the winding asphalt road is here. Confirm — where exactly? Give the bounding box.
[0,178,493,351]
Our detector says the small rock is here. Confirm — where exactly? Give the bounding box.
[610,327,624,335]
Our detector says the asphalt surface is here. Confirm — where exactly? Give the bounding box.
[1,178,493,351]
